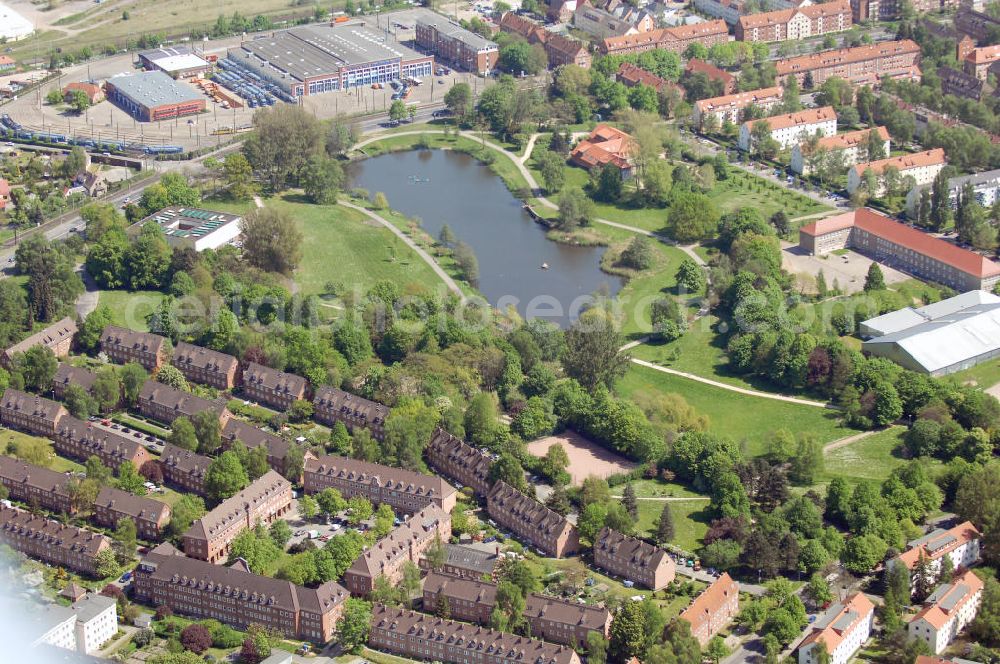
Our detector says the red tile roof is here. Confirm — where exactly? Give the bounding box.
[742,106,836,131]
[602,20,727,53]
[850,148,946,178]
[679,572,738,635]
[569,124,633,170]
[799,592,874,653]
[694,86,783,114]
[809,126,889,151]
[896,521,981,570]
[616,62,679,92]
[911,570,983,630]
[775,39,920,76]
[738,0,850,30]
[685,58,735,87]
[0,56,13,67]
[966,44,1000,65]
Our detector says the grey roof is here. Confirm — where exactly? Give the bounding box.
[107,71,202,109]
[442,543,498,575]
[831,609,858,631]
[71,594,116,623]
[861,291,1000,338]
[415,9,498,51]
[138,206,242,242]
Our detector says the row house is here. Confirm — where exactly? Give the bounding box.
[0,388,68,438]
[183,470,293,563]
[592,527,676,591]
[738,106,838,152]
[0,505,112,577]
[159,443,212,495]
[791,126,890,175]
[0,455,74,514]
[53,416,153,473]
[425,428,493,496]
[313,387,390,441]
[735,0,852,42]
[486,481,579,558]
[419,542,499,580]
[304,455,457,515]
[938,66,983,102]
[498,13,592,69]
[955,8,1000,42]
[2,316,77,368]
[369,604,582,664]
[680,573,740,647]
[797,592,874,664]
[242,362,307,411]
[422,571,612,648]
[775,39,921,88]
[963,44,1000,81]
[847,148,946,196]
[52,364,98,401]
[99,325,169,371]
[222,418,303,479]
[888,521,981,594]
[344,504,451,595]
[908,570,984,655]
[693,86,784,129]
[136,380,230,426]
[599,20,729,55]
[906,168,1000,218]
[94,486,172,541]
[685,58,736,94]
[171,342,240,390]
[133,542,348,642]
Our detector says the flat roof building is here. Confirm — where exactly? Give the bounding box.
[135,206,242,253]
[304,455,457,515]
[414,11,498,74]
[139,46,212,79]
[860,290,1000,338]
[0,3,34,41]
[105,71,206,122]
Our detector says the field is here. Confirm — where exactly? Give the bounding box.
[96,289,165,332]
[526,430,637,485]
[819,426,916,487]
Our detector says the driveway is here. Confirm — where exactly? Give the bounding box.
[75,263,100,319]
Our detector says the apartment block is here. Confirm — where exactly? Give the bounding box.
[344,504,451,595]
[35,594,118,655]
[599,20,728,55]
[847,148,946,196]
[415,12,499,74]
[791,126,890,175]
[685,58,736,94]
[242,362,307,411]
[0,505,112,576]
[313,387,389,441]
[159,443,212,495]
[906,168,1000,218]
[498,13,591,68]
[938,66,983,101]
[738,106,837,151]
[775,39,921,88]
[2,316,77,368]
[183,470,293,563]
[419,542,499,580]
[486,481,579,558]
[171,342,240,390]
[94,486,171,541]
[52,364,98,401]
[53,416,153,473]
[134,542,348,642]
[136,380,229,426]
[908,571,983,655]
[963,44,1000,80]
[369,605,582,664]
[99,325,168,371]
[304,455,457,515]
[693,0,807,25]
[0,455,74,513]
[680,573,740,647]
[0,388,68,438]
[736,0,852,42]
[425,428,493,496]
[889,522,981,594]
[616,62,683,96]
[573,3,653,39]
[693,86,783,129]
[593,527,676,590]
[222,418,301,479]
[955,8,1000,42]
[798,593,875,664]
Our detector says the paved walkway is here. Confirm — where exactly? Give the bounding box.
[823,429,878,453]
[74,263,99,319]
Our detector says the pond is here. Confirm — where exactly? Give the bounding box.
[349,149,624,327]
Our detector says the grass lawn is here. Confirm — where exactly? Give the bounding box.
[617,241,693,338]
[617,362,847,456]
[614,479,706,500]
[635,499,711,555]
[945,359,1000,391]
[819,426,925,487]
[707,169,831,220]
[97,290,165,332]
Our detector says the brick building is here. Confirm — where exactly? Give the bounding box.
[52,364,98,401]
[415,12,499,74]
[183,470,293,563]
[498,13,591,68]
[344,504,451,595]
[738,106,838,152]
[908,570,983,655]
[486,481,579,558]
[242,362,307,411]
[573,3,654,39]
[963,44,1000,80]
[569,124,634,178]
[790,126,890,175]
[693,86,783,129]
[680,573,740,646]
[419,542,499,580]
[159,443,212,495]
[592,527,676,590]
[171,342,240,390]
[0,388,68,437]
[62,82,105,105]
[938,65,983,101]
[616,62,683,96]
[304,455,457,515]
[888,521,981,593]
[425,428,493,496]
[847,148,946,195]
[955,8,1000,42]
[134,542,348,642]
[100,325,168,371]
[599,20,728,55]
[105,71,206,122]
[0,455,74,514]
[736,0,852,42]
[94,486,171,541]
[798,592,874,664]
[684,58,736,94]
[2,316,77,368]
[313,387,390,441]
[221,418,303,479]
[136,380,229,426]
[53,416,153,472]
[775,39,921,88]
[0,505,113,577]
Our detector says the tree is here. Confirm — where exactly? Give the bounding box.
[789,435,823,486]
[453,241,479,285]
[86,456,113,485]
[113,517,138,564]
[337,598,372,653]
[229,525,282,574]
[94,547,120,579]
[444,82,473,116]
[656,503,675,544]
[240,207,303,276]
[651,297,685,342]
[126,223,172,290]
[117,461,147,496]
[167,495,205,540]
[180,624,212,654]
[169,417,199,452]
[971,577,1000,647]
[205,451,249,503]
[63,384,95,420]
[929,168,953,231]
[192,409,222,455]
[675,258,705,294]
[243,105,324,190]
[488,453,528,494]
[863,262,885,291]
[706,636,730,664]
[155,365,188,391]
[16,345,58,392]
[608,600,646,664]
[804,573,833,608]
[841,533,888,573]
[536,150,566,194]
[557,187,594,230]
[593,163,623,203]
[223,153,256,201]
[301,156,344,205]
[622,484,638,521]
[299,494,319,520]
[666,191,720,242]
[269,519,292,548]
[561,309,629,390]
[618,237,654,270]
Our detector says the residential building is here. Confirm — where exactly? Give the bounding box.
[738,106,837,152]
[133,542,348,642]
[221,418,301,478]
[422,571,612,647]
[599,20,729,56]
[425,428,493,496]
[906,168,1000,218]
[790,126,890,175]
[685,58,736,94]
[62,82,105,105]
[736,0,852,42]
[415,11,499,75]
[498,13,591,68]
[53,416,153,472]
[938,66,983,102]
[693,86,783,129]
[100,325,168,371]
[486,481,579,558]
[2,317,77,367]
[171,342,239,390]
[94,487,171,541]
[0,55,14,72]
[31,594,118,655]
[797,593,875,664]
[0,455,74,513]
[52,364,98,400]
[134,207,243,252]
[304,455,457,515]
[889,522,982,590]
[183,470,293,563]
[313,387,389,440]
[0,178,9,210]
[105,71,206,122]
[369,605,582,664]
[573,3,653,39]
[159,443,212,495]
[693,0,811,25]
[0,388,68,437]
[0,505,112,576]
[343,504,451,595]
[847,148,946,195]
[242,362,307,410]
[76,171,107,198]
[955,8,1000,42]
[547,0,579,23]
[418,542,499,580]
[136,380,229,426]
[775,39,921,88]
[964,44,1000,80]
[616,62,683,95]
[799,209,1000,292]
[569,124,634,178]
[680,573,740,647]
[592,527,676,590]
[908,571,984,654]
[138,46,212,79]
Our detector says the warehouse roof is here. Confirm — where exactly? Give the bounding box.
[862,290,1000,337]
[140,46,210,72]
[107,71,202,108]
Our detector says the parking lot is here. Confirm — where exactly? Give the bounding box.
[782,242,910,295]
[90,417,166,455]
[278,499,364,549]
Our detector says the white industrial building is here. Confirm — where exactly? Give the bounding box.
[133,206,242,252]
[0,3,34,41]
